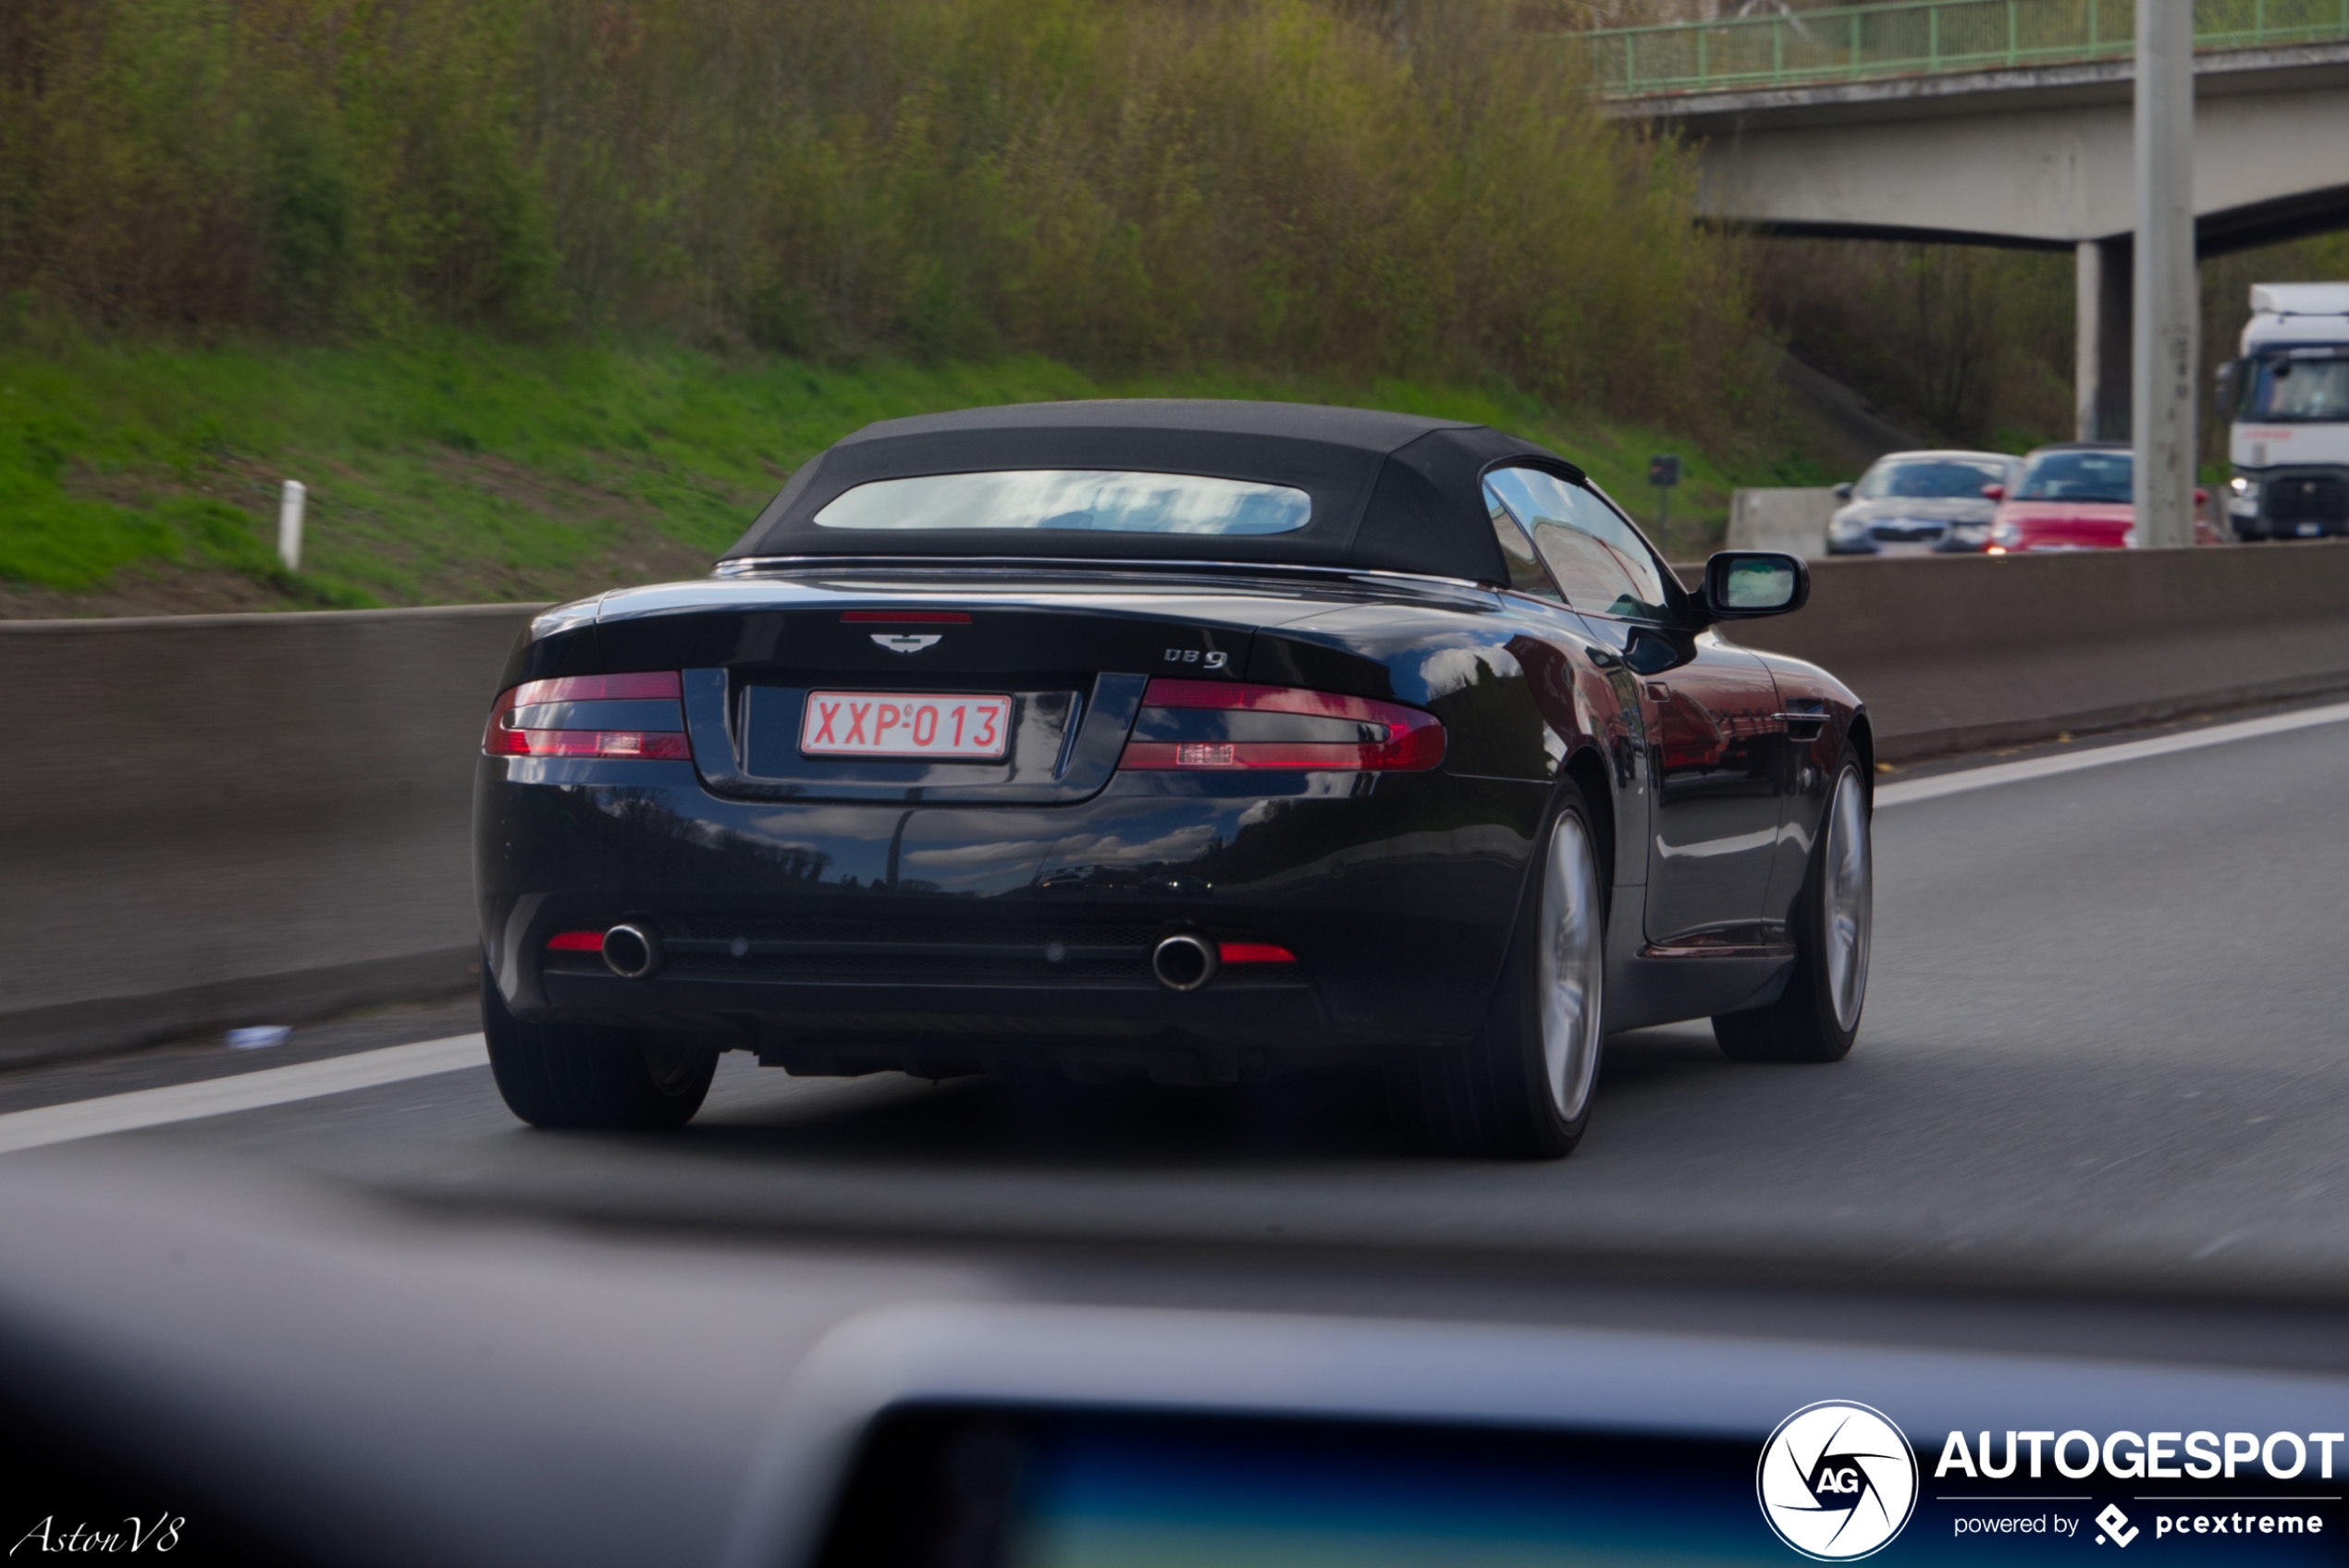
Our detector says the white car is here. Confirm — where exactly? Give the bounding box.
[1826,449,2021,556]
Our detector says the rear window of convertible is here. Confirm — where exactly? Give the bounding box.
[811,470,1312,535]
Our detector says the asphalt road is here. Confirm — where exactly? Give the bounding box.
[13,713,2349,1306]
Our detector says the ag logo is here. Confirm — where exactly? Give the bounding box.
[872,634,941,655]
[1757,1401,1917,1561]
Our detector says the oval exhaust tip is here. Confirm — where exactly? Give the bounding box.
[602,924,662,979]
[1150,933,1219,992]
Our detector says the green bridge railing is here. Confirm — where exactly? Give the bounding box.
[1587,0,2349,98]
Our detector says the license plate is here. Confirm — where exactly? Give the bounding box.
[800,692,1012,759]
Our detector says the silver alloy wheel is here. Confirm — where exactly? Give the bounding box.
[1821,766,1873,1033]
[1538,813,1606,1122]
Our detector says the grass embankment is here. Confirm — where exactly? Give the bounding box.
[0,337,1765,616]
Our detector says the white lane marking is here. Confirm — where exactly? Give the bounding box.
[0,1034,487,1156]
[1876,700,2349,808]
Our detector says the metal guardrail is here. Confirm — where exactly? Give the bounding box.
[1587,0,2349,98]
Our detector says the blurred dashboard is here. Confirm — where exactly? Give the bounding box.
[2,1144,2345,1567]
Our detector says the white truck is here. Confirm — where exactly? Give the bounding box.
[2219,283,2349,541]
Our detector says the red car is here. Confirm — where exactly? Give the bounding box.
[1982,442,2214,551]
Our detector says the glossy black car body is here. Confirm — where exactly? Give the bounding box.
[474,401,1868,1146]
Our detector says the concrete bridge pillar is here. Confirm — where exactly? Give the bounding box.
[2075,237,2133,442]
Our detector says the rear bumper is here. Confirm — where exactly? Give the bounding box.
[1826,535,1983,556]
[474,756,1549,1069]
[2236,517,2349,540]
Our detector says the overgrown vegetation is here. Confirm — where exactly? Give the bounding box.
[1757,240,2074,451]
[0,0,1767,436]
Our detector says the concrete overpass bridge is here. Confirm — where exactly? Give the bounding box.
[1592,0,2349,437]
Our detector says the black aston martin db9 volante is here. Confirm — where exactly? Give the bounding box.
[475,401,1870,1158]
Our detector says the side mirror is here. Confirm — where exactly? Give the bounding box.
[1701,551,1810,620]
[2218,358,2251,416]
[1832,482,1854,501]
[2194,486,2209,504]
[1981,483,2006,501]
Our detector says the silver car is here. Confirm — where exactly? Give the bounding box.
[1826,449,2021,555]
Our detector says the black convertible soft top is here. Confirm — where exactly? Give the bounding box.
[719,399,1581,584]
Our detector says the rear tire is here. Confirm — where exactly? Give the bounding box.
[482,970,718,1129]
[1397,786,1606,1160]
[1713,752,1871,1063]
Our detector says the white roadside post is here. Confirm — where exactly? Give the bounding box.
[277,479,306,571]
[2132,0,2196,547]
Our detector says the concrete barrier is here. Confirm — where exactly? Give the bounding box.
[1727,487,1836,559]
[0,605,536,1068]
[1717,541,2349,761]
[6,540,2349,1064]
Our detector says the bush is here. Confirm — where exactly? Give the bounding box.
[0,0,1767,440]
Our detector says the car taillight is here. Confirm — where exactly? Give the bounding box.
[1218,941,1297,964]
[1118,680,1444,772]
[484,671,690,761]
